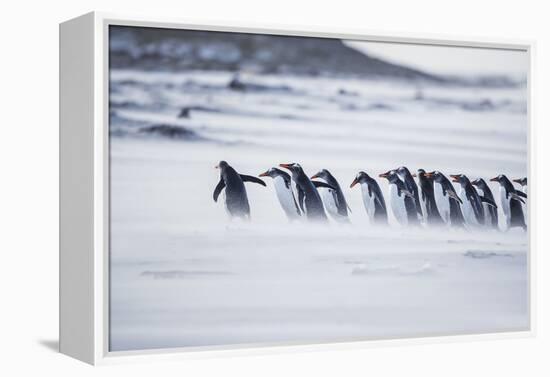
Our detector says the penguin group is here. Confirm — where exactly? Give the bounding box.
[213,160,528,232]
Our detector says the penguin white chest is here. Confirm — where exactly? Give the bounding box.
[389,184,408,226]
[500,186,511,222]
[434,183,450,223]
[360,183,375,221]
[273,176,299,218]
[476,188,491,226]
[321,188,339,217]
[458,187,477,226]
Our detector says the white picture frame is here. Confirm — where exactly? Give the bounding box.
[59,11,536,365]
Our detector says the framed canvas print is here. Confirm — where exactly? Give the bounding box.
[59,12,534,365]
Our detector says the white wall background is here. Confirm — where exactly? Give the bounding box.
[0,0,548,375]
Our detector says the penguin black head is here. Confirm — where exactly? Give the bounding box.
[279,163,303,174]
[215,160,229,170]
[425,171,445,183]
[513,177,527,186]
[379,170,400,183]
[311,169,331,181]
[490,174,509,185]
[259,167,286,179]
[350,171,370,188]
[471,178,488,190]
[450,174,470,186]
[396,166,412,178]
[412,168,426,179]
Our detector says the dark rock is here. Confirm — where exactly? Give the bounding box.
[461,99,495,112]
[368,103,395,111]
[139,124,203,140]
[227,76,292,92]
[338,88,359,96]
[178,107,191,118]
[177,105,222,118]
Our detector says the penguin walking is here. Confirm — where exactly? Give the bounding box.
[311,169,350,223]
[259,167,301,221]
[379,170,418,226]
[425,171,465,228]
[490,174,527,231]
[471,178,499,229]
[413,169,443,225]
[350,171,388,225]
[396,166,422,219]
[513,177,528,194]
[450,174,496,228]
[213,160,266,219]
[279,163,333,222]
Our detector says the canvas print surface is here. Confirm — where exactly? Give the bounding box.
[108,25,529,351]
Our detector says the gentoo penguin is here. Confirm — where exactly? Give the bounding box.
[450,174,495,228]
[213,160,266,219]
[379,170,418,226]
[311,169,350,223]
[513,177,528,194]
[490,174,527,231]
[512,177,529,226]
[279,163,332,222]
[425,171,465,228]
[413,169,443,225]
[350,171,388,225]
[259,167,301,221]
[396,166,422,219]
[471,178,499,229]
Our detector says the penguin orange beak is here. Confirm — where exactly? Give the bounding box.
[350,178,359,188]
[258,171,269,177]
[379,171,389,178]
[279,163,292,169]
[310,174,319,180]
[424,172,434,178]
[450,174,460,183]
[490,176,499,182]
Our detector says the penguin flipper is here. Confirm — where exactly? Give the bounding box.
[445,189,463,204]
[480,196,498,208]
[292,194,302,216]
[213,179,226,202]
[399,188,415,199]
[312,181,337,190]
[374,195,385,213]
[514,190,527,199]
[332,190,349,217]
[509,192,526,204]
[297,187,306,213]
[240,174,266,186]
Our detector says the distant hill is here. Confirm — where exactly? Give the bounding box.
[109,25,445,82]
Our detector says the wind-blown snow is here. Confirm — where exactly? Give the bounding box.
[109,69,528,352]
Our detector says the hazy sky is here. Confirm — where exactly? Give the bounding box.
[346,40,528,77]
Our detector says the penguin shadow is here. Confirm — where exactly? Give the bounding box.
[38,339,59,353]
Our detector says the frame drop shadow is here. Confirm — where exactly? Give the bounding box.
[38,339,59,352]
